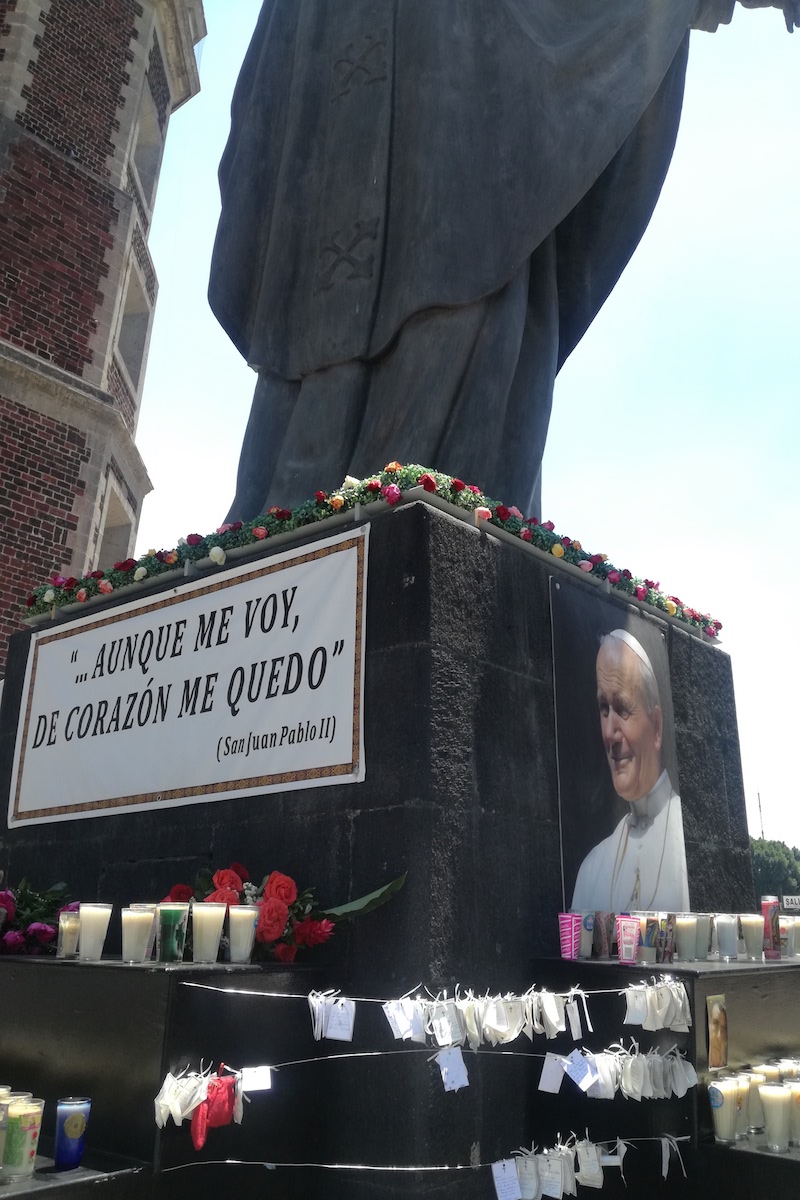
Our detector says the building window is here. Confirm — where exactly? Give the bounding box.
[96,488,133,570]
[116,261,151,394]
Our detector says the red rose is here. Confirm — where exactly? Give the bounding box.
[561,536,571,547]
[704,625,717,638]
[231,521,243,532]
[451,478,465,492]
[212,868,243,893]
[607,571,621,584]
[589,554,603,566]
[276,508,292,521]
[51,574,66,587]
[713,620,723,631]
[519,528,532,542]
[622,569,632,580]
[315,491,328,503]
[264,871,297,906]
[112,559,137,573]
[293,917,335,947]
[163,884,194,903]
[206,887,239,906]
[256,897,289,943]
[495,505,511,522]
[635,585,647,600]
[26,595,36,608]
[88,570,104,580]
[273,942,297,963]
[646,580,659,591]
[229,861,249,883]
[186,534,203,547]
[63,577,78,590]
[467,484,481,495]
[366,480,381,493]
[526,517,539,527]
[418,472,437,493]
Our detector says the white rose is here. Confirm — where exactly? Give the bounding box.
[134,566,148,582]
[44,589,55,604]
[209,545,226,565]
[342,474,361,490]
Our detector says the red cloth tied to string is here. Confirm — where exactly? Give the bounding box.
[190,1075,236,1151]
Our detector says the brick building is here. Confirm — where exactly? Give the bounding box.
[0,0,205,673]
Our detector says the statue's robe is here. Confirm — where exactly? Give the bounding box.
[209,0,724,518]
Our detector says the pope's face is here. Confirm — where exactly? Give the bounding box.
[596,642,663,803]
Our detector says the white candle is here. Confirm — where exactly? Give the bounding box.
[752,1062,782,1083]
[787,1081,800,1146]
[716,914,739,961]
[675,915,697,961]
[191,903,226,963]
[229,906,259,963]
[709,1077,740,1143]
[736,1074,751,1139]
[694,913,712,960]
[759,1084,792,1153]
[745,1072,766,1131]
[78,904,112,961]
[740,914,765,961]
[121,909,154,963]
[779,916,796,958]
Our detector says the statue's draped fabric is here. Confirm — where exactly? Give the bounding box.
[210,0,703,518]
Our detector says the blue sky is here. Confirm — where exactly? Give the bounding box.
[135,3,800,847]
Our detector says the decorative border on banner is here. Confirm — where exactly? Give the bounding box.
[11,533,367,822]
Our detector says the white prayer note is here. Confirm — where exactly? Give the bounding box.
[623,987,648,1025]
[492,1160,523,1200]
[382,1001,406,1040]
[576,1142,603,1189]
[565,999,582,1040]
[325,998,356,1041]
[240,1066,272,1092]
[435,1046,470,1092]
[564,1048,597,1092]
[401,999,427,1044]
[516,1156,540,1200]
[537,1156,563,1200]
[431,1000,464,1047]
[538,1052,565,1094]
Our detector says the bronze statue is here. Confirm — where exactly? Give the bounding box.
[210,0,797,520]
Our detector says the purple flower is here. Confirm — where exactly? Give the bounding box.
[26,922,56,944]
[2,930,26,953]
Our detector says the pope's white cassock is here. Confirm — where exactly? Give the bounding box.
[570,770,689,913]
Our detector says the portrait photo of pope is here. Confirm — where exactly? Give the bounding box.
[552,581,690,914]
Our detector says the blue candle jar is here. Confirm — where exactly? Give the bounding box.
[54,1098,90,1171]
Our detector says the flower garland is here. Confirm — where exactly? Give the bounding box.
[24,463,721,638]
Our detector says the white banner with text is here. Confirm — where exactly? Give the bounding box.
[9,528,368,825]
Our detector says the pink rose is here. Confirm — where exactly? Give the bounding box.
[467,485,481,495]
[2,930,26,953]
[607,571,621,585]
[542,521,555,532]
[98,579,113,594]
[381,484,401,505]
[252,526,267,540]
[76,588,88,602]
[51,574,67,587]
[217,524,233,534]
[26,922,56,944]
[475,506,492,521]
[186,534,203,547]
[508,506,523,519]
[578,561,593,572]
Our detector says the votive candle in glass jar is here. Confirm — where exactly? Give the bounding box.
[740,913,765,962]
[759,1083,792,1153]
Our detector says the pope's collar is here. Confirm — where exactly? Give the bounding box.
[624,769,673,831]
